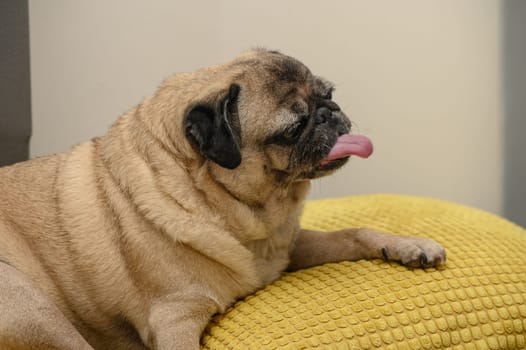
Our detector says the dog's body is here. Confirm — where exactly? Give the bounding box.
[0,50,445,350]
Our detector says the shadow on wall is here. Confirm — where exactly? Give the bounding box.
[502,0,526,227]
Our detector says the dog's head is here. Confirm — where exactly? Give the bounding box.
[156,50,372,201]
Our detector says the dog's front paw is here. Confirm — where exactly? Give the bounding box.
[381,236,446,268]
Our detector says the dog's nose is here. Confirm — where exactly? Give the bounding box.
[315,107,331,124]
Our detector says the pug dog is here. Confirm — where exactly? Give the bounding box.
[0,49,445,350]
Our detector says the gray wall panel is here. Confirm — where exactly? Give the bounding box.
[0,0,31,166]
[503,1,526,227]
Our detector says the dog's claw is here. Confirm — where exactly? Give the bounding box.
[419,252,428,267]
[381,247,389,261]
[381,236,446,269]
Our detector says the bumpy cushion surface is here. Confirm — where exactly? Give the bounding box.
[201,194,526,349]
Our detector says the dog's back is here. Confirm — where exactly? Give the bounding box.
[0,154,63,264]
[0,153,73,305]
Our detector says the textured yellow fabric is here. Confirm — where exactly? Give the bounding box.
[201,194,526,349]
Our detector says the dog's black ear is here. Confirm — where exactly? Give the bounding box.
[184,84,242,169]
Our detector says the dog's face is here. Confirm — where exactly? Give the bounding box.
[178,50,371,198]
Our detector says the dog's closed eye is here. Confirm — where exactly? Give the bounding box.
[267,117,308,146]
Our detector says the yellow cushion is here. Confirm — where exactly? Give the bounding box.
[201,194,526,349]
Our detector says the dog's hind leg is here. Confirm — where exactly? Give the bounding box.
[0,261,94,350]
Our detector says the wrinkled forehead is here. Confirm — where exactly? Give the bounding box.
[261,54,334,100]
[234,51,334,100]
[232,51,337,139]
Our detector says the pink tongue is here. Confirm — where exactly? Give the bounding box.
[322,134,373,164]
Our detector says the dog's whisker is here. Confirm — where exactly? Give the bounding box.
[350,120,361,134]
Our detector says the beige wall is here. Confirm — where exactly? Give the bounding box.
[29,0,503,214]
